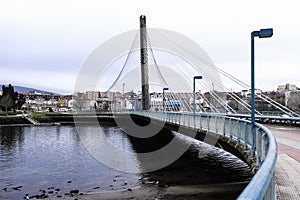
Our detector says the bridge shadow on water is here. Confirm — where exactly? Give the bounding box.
[117,115,252,200]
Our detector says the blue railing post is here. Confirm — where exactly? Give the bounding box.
[207,116,210,132]
[223,117,226,136]
[251,126,257,157]
[244,122,247,150]
[215,116,218,133]
[200,114,203,129]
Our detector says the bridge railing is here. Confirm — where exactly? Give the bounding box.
[129,111,277,200]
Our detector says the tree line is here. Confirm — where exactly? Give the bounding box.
[0,84,25,114]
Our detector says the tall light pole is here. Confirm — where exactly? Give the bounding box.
[162,87,168,112]
[122,83,125,110]
[123,83,125,95]
[251,28,273,155]
[193,76,202,116]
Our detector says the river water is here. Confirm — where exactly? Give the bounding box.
[0,124,252,199]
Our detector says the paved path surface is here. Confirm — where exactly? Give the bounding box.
[265,125,300,200]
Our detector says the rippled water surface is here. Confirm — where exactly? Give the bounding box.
[0,125,251,199]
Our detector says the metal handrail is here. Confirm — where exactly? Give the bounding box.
[128,111,277,200]
[237,123,277,200]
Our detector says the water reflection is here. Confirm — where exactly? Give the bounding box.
[0,125,252,200]
[0,125,140,200]
[0,127,25,169]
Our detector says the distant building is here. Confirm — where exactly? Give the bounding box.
[86,91,101,100]
[285,90,300,111]
[277,85,285,92]
[241,89,249,98]
[100,92,109,98]
[241,89,262,98]
[20,92,62,111]
[277,83,298,92]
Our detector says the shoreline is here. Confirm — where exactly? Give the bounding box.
[0,112,115,126]
[50,182,249,200]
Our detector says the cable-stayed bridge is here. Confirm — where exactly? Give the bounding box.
[101,17,299,120]
[74,15,300,199]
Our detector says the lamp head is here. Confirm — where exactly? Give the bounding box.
[194,76,203,80]
[259,28,273,38]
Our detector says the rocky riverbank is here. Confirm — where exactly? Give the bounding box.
[48,182,248,200]
[17,179,248,200]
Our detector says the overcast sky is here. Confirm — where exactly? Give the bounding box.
[1,0,299,94]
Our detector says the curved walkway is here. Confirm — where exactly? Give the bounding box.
[266,125,300,200]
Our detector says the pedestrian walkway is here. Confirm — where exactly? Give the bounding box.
[276,138,300,152]
[275,154,300,199]
[265,125,300,200]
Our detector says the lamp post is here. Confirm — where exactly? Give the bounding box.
[251,28,273,155]
[162,87,168,112]
[193,76,202,116]
[123,83,125,95]
[122,83,125,110]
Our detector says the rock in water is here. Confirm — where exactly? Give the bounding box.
[70,189,79,194]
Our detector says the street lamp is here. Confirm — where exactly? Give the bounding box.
[251,28,273,155]
[123,83,125,96]
[122,83,125,110]
[162,87,168,112]
[193,76,202,116]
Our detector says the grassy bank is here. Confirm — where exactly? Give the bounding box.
[0,112,115,125]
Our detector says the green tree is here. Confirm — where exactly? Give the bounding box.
[0,84,15,114]
[15,93,26,110]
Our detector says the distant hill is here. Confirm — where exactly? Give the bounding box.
[0,84,57,94]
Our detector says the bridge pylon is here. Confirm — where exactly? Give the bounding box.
[140,15,150,110]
